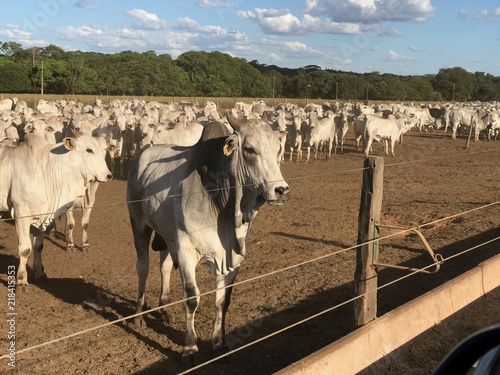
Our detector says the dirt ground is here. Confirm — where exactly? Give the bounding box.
[1,126,500,375]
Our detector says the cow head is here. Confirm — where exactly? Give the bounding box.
[63,131,113,184]
[226,113,290,206]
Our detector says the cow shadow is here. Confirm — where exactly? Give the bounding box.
[0,251,192,365]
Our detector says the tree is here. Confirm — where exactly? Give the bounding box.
[0,62,31,92]
[1,42,24,63]
[432,67,475,101]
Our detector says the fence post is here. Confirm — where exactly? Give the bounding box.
[354,156,384,326]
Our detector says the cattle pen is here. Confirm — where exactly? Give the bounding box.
[1,103,500,374]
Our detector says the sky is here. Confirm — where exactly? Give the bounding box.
[1,0,499,76]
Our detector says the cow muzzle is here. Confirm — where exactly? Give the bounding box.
[95,173,113,183]
[267,185,290,206]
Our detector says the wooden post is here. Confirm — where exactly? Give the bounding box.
[354,156,384,326]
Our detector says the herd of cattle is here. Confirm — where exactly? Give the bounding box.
[1,96,499,362]
[1,97,499,169]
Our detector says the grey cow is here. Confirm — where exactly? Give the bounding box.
[127,115,290,364]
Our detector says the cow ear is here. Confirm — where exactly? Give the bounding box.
[63,137,77,150]
[223,134,239,156]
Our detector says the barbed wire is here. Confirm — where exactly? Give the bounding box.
[2,197,499,362]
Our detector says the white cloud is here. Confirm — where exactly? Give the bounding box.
[196,0,235,9]
[386,50,413,61]
[237,8,373,35]
[459,8,500,20]
[237,8,303,34]
[268,52,282,63]
[0,25,46,47]
[408,45,424,52]
[173,17,247,41]
[313,0,435,24]
[124,9,166,30]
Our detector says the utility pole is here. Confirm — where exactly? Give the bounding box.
[41,61,44,95]
[452,83,455,103]
[272,74,276,107]
[336,81,339,101]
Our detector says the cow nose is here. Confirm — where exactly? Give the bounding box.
[107,173,113,181]
[275,185,290,199]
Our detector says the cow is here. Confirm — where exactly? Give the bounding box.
[363,112,412,157]
[449,108,490,141]
[64,136,112,252]
[333,110,350,155]
[149,118,204,147]
[0,132,113,285]
[307,111,335,161]
[287,113,304,162]
[127,115,290,363]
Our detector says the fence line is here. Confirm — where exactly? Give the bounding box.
[2,147,499,224]
[179,234,500,374]
[2,198,499,362]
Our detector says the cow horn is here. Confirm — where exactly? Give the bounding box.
[226,112,244,131]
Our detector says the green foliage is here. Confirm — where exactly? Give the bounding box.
[0,63,31,92]
[0,41,499,101]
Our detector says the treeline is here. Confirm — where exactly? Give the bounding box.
[1,41,499,102]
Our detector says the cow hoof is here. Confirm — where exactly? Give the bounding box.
[81,244,90,253]
[160,309,171,324]
[134,316,145,327]
[181,351,200,367]
[66,244,76,252]
[16,276,28,287]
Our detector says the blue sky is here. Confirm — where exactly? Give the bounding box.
[1,0,499,76]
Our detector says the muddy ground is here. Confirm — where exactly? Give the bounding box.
[1,126,500,374]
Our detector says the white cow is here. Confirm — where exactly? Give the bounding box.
[333,110,350,155]
[149,118,204,147]
[307,111,335,161]
[64,136,111,252]
[364,112,412,157]
[0,132,113,285]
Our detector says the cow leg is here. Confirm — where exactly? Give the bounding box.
[65,210,76,252]
[32,229,47,281]
[15,218,32,286]
[132,222,153,326]
[158,249,174,323]
[212,269,239,353]
[327,139,333,160]
[80,207,92,253]
[81,182,98,253]
[178,246,201,364]
[364,139,373,157]
[452,124,458,140]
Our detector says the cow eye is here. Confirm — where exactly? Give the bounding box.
[86,148,94,154]
[244,147,256,155]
